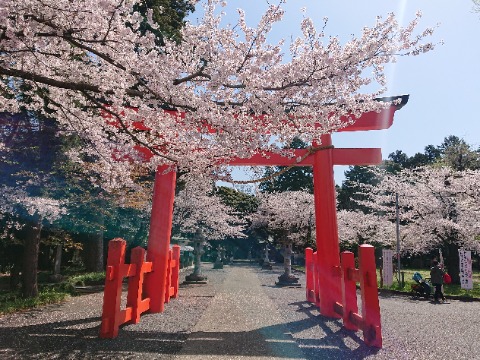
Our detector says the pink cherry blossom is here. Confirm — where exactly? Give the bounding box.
[250,190,314,245]
[0,0,437,187]
[351,167,480,254]
[173,178,246,240]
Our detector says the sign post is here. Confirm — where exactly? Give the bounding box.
[395,193,401,285]
[382,249,394,286]
[458,249,473,290]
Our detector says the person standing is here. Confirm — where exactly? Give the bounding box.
[430,259,446,303]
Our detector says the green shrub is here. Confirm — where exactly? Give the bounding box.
[0,288,70,315]
[66,272,105,287]
[0,271,106,315]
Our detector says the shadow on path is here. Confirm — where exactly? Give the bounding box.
[0,264,382,359]
[271,300,381,359]
[0,311,380,360]
[0,315,187,359]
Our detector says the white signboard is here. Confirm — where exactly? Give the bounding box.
[458,249,473,290]
[382,249,394,286]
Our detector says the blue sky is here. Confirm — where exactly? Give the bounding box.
[195,1,480,185]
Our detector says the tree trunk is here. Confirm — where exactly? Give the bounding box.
[10,261,22,290]
[22,218,43,298]
[443,242,460,285]
[82,229,104,272]
[53,244,62,275]
[283,242,293,277]
[9,245,23,290]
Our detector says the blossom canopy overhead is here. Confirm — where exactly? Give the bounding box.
[0,0,436,184]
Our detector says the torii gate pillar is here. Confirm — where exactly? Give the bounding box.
[312,134,341,318]
[144,165,176,313]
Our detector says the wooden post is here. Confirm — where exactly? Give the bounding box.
[164,249,173,304]
[314,251,321,308]
[359,244,382,347]
[100,239,127,338]
[144,165,176,313]
[305,248,315,303]
[127,247,152,324]
[340,251,359,331]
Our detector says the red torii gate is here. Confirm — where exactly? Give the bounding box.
[101,95,408,343]
[144,95,407,311]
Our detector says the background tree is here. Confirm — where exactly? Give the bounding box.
[215,186,259,216]
[0,113,66,296]
[383,136,479,173]
[250,190,315,261]
[438,135,480,171]
[336,166,379,211]
[173,179,246,241]
[259,138,313,194]
[133,0,195,45]
[173,178,246,279]
[337,135,477,212]
[214,186,259,258]
[250,190,315,281]
[475,0,480,12]
[337,210,395,253]
[357,166,480,284]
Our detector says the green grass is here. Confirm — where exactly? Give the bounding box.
[66,272,105,287]
[0,288,70,315]
[379,268,480,299]
[0,271,106,315]
[292,265,305,272]
[294,264,480,299]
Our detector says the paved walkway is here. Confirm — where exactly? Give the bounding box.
[1,263,480,359]
[174,266,305,359]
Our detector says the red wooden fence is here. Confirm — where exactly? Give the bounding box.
[305,244,382,347]
[100,238,180,338]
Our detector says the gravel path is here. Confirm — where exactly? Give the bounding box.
[174,264,304,360]
[1,263,479,359]
[256,265,480,360]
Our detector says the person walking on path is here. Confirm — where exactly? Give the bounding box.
[430,259,446,303]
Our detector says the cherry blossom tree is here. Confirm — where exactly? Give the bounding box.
[173,177,246,280]
[337,209,395,250]
[474,0,480,13]
[173,179,246,240]
[357,166,480,284]
[0,186,65,297]
[0,112,69,296]
[259,138,314,194]
[214,186,259,258]
[1,0,437,186]
[1,0,438,295]
[250,190,314,283]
